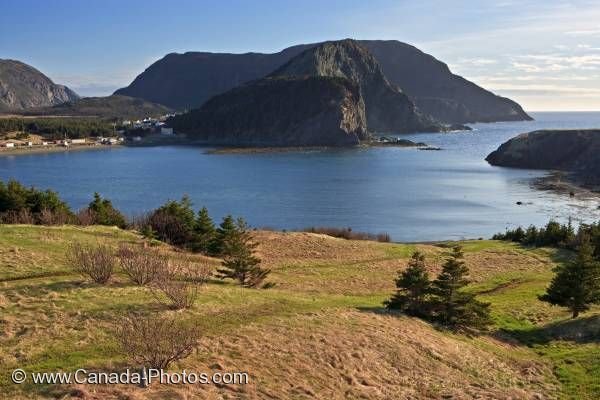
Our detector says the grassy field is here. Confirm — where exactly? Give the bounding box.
[0,225,598,399]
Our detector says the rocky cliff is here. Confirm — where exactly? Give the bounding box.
[270,40,438,133]
[486,130,600,186]
[360,40,531,123]
[115,40,530,124]
[0,59,79,110]
[168,76,368,146]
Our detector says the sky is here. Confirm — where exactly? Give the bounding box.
[1,0,600,111]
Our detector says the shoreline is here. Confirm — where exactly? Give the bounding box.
[532,171,600,200]
[0,144,122,157]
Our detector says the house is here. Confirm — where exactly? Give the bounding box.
[1,141,15,148]
[26,141,33,147]
[41,141,49,146]
[161,127,174,135]
[71,138,86,145]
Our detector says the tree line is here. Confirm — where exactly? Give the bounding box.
[0,118,115,139]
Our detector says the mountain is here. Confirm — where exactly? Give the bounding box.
[168,76,368,146]
[115,40,530,124]
[270,40,438,133]
[360,40,531,123]
[20,95,172,119]
[0,59,79,110]
[115,44,313,111]
[486,130,600,186]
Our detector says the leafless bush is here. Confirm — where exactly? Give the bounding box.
[1,209,35,224]
[76,208,95,226]
[116,313,200,369]
[66,242,115,284]
[116,244,167,285]
[150,258,207,309]
[302,226,391,242]
[38,208,73,225]
[175,256,212,284]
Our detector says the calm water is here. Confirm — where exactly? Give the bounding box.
[1,112,600,241]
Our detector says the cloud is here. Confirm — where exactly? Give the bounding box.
[565,27,600,36]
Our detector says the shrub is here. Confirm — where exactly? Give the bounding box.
[67,242,115,284]
[0,179,73,224]
[116,244,167,285]
[216,218,270,288]
[86,193,127,228]
[150,258,207,309]
[147,197,196,247]
[116,313,200,369]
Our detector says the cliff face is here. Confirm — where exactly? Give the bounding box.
[486,130,600,185]
[114,40,530,124]
[359,40,532,123]
[270,40,438,133]
[0,60,79,110]
[168,76,368,147]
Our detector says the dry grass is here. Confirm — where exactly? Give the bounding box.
[0,226,592,399]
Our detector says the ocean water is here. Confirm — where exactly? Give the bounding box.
[1,112,599,241]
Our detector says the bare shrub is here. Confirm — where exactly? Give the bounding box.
[67,242,115,284]
[38,208,73,225]
[76,208,95,226]
[302,226,392,242]
[150,259,207,309]
[116,313,200,369]
[1,209,35,224]
[116,244,167,285]
[176,257,212,284]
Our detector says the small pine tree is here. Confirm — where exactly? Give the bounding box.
[431,246,491,330]
[210,215,237,255]
[193,207,216,253]
[87,192,127,228]
[385,251,431,317]
[540,238,600,318]
[216,218,270,288]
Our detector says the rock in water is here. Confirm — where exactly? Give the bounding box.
[486,130,600,186]
[168,76,368,147]
[0,59,79,110]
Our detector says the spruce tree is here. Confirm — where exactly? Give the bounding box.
[216,218,270,287]
[211,215,237,255]
[385,251,432,317]
[193,207,216,253]
[88,192,127,228]
[540,238,600,318]
[431,246,491,330]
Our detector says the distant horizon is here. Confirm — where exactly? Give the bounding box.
[2,0,600,111]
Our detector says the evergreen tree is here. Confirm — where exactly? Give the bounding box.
[385,251,432,317]
[216,218,270,287]
[431,246,491,330]
[211,215,237,255]
[192,207,216,253]
[88,192,127,228]
[540,238,600,318]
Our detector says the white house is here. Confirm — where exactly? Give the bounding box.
[161,127,174,135]
[2,142,15,148]
[71,138,86,144]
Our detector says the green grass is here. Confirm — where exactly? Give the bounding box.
[0,225,598,398]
